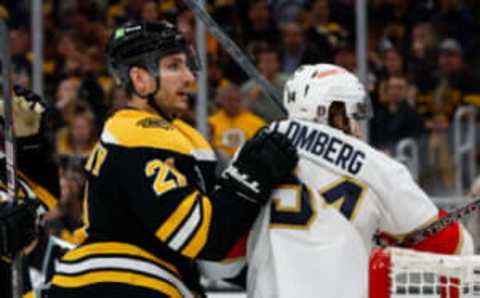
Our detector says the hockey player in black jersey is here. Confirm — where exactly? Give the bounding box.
[45,21,298,298]
[0,85,61,298]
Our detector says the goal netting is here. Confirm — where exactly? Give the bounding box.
[369,247,480,298]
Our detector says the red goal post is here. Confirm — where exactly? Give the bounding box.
[369,247,480,298]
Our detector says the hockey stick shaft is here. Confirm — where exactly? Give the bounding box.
[401,198,480,247]
[0,19,22,298]
[183,0,287,116]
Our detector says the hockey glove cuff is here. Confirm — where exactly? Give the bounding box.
[220,128,298,205]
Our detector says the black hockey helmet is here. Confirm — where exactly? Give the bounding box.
[106,20,198,93]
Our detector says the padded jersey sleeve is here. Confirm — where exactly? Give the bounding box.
[110,146,260,261]
[373,159,438,235]
[16,133,60,211]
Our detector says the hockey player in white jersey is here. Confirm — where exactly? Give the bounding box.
[235,64,473,298]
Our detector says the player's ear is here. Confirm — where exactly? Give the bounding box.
[129,67,154,97]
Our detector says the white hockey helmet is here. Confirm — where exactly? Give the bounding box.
[283,64,372,124]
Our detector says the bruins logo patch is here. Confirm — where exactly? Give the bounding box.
[136,118,172,129]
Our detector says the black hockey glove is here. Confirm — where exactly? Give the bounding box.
[220,128,298,205]
[0,199,38,256]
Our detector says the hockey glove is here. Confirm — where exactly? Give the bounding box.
[220,128,298,205]
[0,85,47,137]
[0,199,38,256]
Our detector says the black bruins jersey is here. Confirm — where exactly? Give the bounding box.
[48,109,260,298]
[0,135,60,298]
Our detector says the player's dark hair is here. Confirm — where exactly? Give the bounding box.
[328,101,351,134]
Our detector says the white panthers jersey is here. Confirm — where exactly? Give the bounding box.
[247,119,441,298]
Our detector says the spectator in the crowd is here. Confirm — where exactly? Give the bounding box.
[373,0,415,49]
[176,9,196,45]
[141,0,161,22]
[77,47,108,127]
[376,47,407,105]
[44,164,86,245]
[242,0,280,53]
[271,0,306,24]
[107,85,129,115]
[437,38,480,106]
[106,0,145,25]
[408,22,438,94]
[334,42,356,72]
[241,44,287,122]
[209,83,266,158]
[305,0,346,63]
[416,38,480,121]
[56,108,97,168]
[55,77,82,128]
[10,27,31,86]
[416,38,480,192]
[216,46,249,84]
[371,75,425,152]
[176,8,219,59]
[280,21,325,74]
[208,57,230,93]
[431,0,478,56]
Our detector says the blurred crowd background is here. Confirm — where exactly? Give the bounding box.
[2,0,480,248]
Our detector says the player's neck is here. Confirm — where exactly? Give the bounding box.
[128,97,157,116]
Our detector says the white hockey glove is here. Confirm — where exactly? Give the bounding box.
[0,85,46,137]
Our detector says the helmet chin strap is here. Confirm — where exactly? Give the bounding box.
[131,73,174,121]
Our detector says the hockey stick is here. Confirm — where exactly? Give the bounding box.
[399,198,480,247]
[183,0,287,116]
[0,19,23,298]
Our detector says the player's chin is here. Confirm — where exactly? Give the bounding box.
[174,97,190,113]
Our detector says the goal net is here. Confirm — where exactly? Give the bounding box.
[369,247,480,298]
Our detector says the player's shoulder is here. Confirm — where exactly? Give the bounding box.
[101,109,213,159]
[172,118,213,153]
[102,109,174,148]
[271,119,406,175]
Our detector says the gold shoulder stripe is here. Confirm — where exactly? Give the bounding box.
[52,271,182,297]
[155,191,199,242]
[102,110,213,159]
[18,171,57,211]
[22,291,33,298]
[62,242,178,275]
[173,119,212,151]
[181,195,212,258]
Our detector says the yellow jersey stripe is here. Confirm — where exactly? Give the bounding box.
[155,191,198,242]
[102,110,213,158]
[61,242,178,275]
[18,171,57,210]
[181,196,212,258]
[52,271,182,297]
[22,291,33,298]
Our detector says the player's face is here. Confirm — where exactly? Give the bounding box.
[349,119,364,139]
[155,53,195,116]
